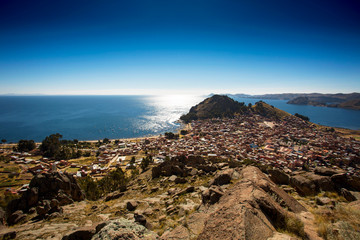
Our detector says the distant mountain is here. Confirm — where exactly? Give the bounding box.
[180,95,292,123]
[287,93,360,110]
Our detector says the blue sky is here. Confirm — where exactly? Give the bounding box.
[1,0,360,95]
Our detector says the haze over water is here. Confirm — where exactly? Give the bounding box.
[0,95,359,143]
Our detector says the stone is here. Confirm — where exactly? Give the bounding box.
[134,213,147,226]
[202,186,224,204]
[340,188,357,202]
[209,169,233,186]
[160,225,190,240]
[315,197,332,206]
[189,168,198,176]
[0,231,16,240]
[169,175,177,182]
[175,177,187,184]
[62,227,96,240]
[105,191,124,201]
[7,210,26,225]
[290,172,335,196]
[91,218,158,240]
[268,169,290,185]
[314,167,340,176]
[126,200,138,211]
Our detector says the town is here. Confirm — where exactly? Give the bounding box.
[1,111,359,200]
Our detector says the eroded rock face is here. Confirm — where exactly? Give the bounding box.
[195,166,306,240]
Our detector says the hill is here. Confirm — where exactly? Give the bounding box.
[180,95,249,123]
[180,95,292,123]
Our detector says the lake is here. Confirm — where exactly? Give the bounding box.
[0,95,359,142]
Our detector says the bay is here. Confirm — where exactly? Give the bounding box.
[0,95,359,143]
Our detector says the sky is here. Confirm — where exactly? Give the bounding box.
[0,0,360,95]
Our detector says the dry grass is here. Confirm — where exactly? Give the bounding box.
[313,204,360,240]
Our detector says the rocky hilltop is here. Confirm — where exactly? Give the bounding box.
[180,95,292,123]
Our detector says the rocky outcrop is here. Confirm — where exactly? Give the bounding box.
[331,173,360,192]
[7,172,85,225]
[91,218,158,240]
[209,169,233,186]
[268,169,290,185]
[314,167,341,176]
[290,172,335,196]
[192,166,307,240]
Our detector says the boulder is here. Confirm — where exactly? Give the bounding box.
[126,200,138,211]
[7,172,84,216]
[331,173,360,191]
[268,169,290,185]
[290,172,335,196]
[340,188,357,202]
[315,197,332,206]
[314,167,340,176]
[7,210,26,226]
[91,218,158,240]
[105,191,124,202]
[175,177,187,184]
[62,227,96,240]
[160,225,190,240]
[209,169,233,186]
[201,186,224,205]
[0,231,16,240]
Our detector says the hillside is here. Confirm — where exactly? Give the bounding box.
[180,95,292,123]
[180,95,249,123]
[251,100,292,120]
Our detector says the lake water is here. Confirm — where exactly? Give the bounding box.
[232,97,360,131]
[0,95,359,142]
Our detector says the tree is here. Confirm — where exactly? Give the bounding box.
[103,138,110,144]
[40,133,62,158]
[17,139,36,152]
[1,139,6,144]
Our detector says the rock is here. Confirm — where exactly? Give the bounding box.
[91,218,158,240]
[48,212,61,219]
[169,175,177,182]
[160,225,190,240]
[126,200,138,211]
[62,227,96,240]
[196,166,306,240]
[95,221,108,233]
[189,168,198,176]
[150,187,159,193]
[7,172,84,216]
[134,213,147,226]
[202,186,224,204]
[268,169,290,185]
[175,177,187,184]
[0,231,16,239]
[331,173,360,191]
[50,198,60,208]
[340,188,357,201]
[175,186,195,196]
[315,197,332,206]
[290,172,335,196]
[314,167,340,176]
[105,191,124,202]
[209,169,233,186]
[56,191,74,206]
[0,207,5,226]
[7,210,26,225]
